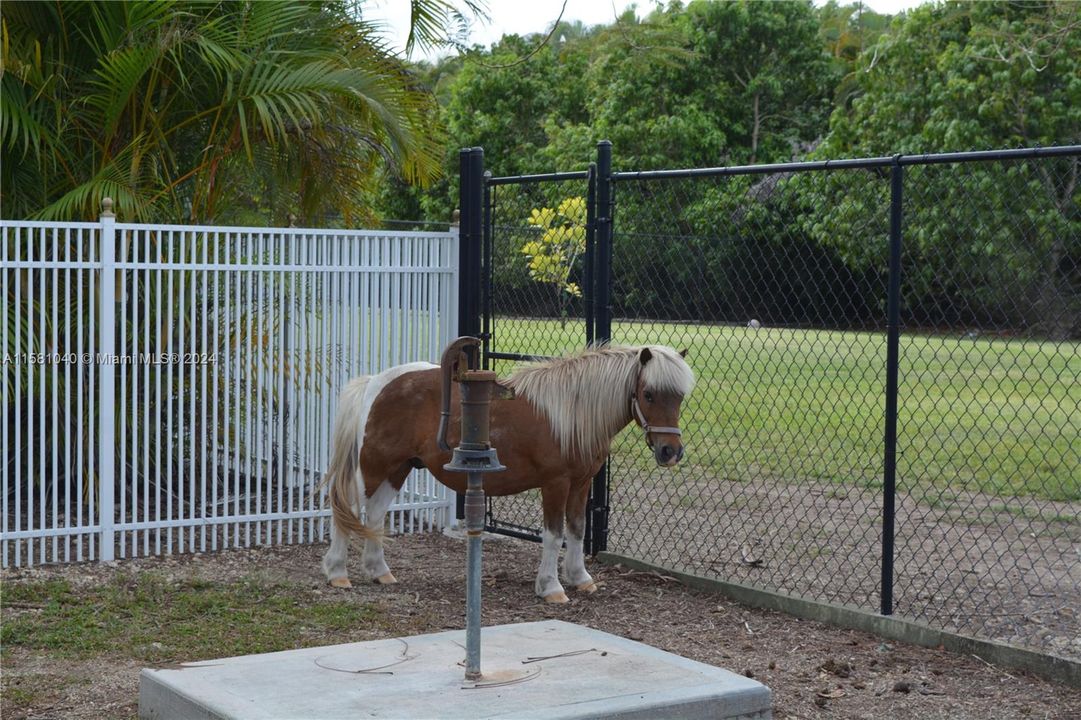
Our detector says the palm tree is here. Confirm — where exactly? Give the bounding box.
[1,0,476,224]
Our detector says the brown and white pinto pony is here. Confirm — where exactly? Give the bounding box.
[321,344,694,603]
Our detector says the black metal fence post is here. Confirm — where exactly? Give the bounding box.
[594,141,613,344]
[881,156,903,616]
[458,148,485,338]
[583,163,598,551]
[584,163,597,347]
[587,140,614,555]
[481,170,493,367]
[456,147,485,520]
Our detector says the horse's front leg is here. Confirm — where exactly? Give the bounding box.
[563,479,597,594]
[537,482,570,603]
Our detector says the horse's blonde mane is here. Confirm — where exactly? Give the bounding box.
[504,344,694,464]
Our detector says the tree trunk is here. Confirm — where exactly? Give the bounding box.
[1034,158,1079,340]
[1036,234,1070,339]
[751,92,761,165]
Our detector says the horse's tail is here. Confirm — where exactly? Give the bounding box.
[325,376,382,543]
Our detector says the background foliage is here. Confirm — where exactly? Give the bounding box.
[401,0,1079,336]
[3,0,1079,334]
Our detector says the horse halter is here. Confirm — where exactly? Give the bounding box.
[630,387,683,450]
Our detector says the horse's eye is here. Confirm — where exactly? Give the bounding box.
[644,391,654,403]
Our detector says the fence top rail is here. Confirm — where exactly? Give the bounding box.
[487,170,592,186]
[610,145,1081,181]
[0,219,457,240]
[1,219,101,229]
[2,259,457,272]
[115,223,457,239]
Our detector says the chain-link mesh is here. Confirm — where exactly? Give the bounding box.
[482,175,593,537]
[894,158,1080,658]
[606,168,891,615]
[601,153,1079,661]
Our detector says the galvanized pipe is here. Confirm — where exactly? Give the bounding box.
[464,472,485,680]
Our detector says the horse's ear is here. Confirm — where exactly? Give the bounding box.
[639,347,653,366]
[678,348,688,358]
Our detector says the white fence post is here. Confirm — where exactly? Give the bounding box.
[98,199,117,561]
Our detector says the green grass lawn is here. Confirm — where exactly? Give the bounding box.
[0,574,381,662]
[0,570,390,718]
[486,317,1080,504]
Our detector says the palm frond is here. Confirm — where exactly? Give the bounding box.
[405,0,489,57]
[36,141,154,221]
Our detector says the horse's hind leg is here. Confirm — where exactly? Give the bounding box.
[536,482,570,603]
[322,472,360,589]
[563,479,596,594]
[360,463,411,584]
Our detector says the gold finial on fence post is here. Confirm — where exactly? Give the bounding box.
[101,197,115,219]
[451,208,460,227]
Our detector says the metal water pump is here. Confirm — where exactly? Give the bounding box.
[436,337,512,682]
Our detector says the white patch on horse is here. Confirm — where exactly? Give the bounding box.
[361,480,400,580]
[322,514,351,584]
[322,361,435,586]
[562,531,593,589]
[535,528,565,599]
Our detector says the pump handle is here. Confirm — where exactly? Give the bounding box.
[436,337,481,452]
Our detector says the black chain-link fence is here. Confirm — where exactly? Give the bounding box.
[605,165,892,622]
[472,146,1079,661]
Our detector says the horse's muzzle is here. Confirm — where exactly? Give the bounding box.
[655,443,684,467]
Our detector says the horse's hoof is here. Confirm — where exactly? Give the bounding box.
[375,572,398,585]
[576,581,598,594]
[543,591,570,604]
[329,577,353,589]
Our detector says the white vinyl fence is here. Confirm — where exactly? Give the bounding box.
[1,209,459,567]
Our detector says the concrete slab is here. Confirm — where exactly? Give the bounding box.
[140,619,772,719]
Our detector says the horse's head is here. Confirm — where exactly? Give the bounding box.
[631,347,693,467]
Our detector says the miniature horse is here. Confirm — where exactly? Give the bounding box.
[321,344,694,603]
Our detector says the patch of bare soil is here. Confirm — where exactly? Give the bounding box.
[590,467,1079,660]
[3,531,1080,720]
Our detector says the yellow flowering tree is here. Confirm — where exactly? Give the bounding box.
[521,196,587,325]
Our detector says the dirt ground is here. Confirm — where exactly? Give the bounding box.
[488,467,1081,661]
[3,530,1080,720]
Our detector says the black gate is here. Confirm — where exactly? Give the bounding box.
[457,145,613,553]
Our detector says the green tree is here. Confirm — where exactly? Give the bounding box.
[810,1,1081,336]
[547,1,838,171]
[1,0,452,224]
[816,0,893,109]
[388,0,846,218]
[682,0,838,165]
[444,33,591,178]
[521,196,587,324]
